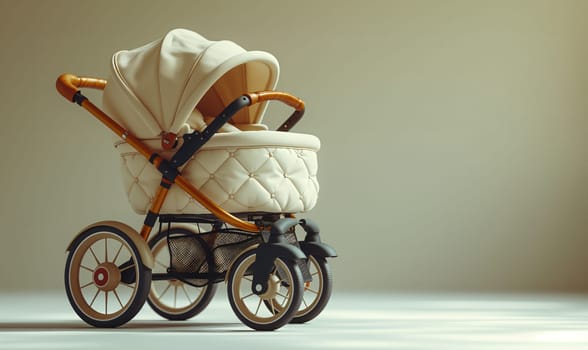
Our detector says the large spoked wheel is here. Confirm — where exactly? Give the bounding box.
[266,256,332,323]
[227,250,303,331]
[64,225,151,328]
[147,228,217,321]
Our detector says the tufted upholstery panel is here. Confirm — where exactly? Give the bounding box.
[116,131,319,215]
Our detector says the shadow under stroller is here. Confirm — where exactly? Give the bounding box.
[56,29,336,331]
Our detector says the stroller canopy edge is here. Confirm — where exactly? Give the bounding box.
[102,29,279,139]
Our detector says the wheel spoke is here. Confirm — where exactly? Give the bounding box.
[254,298,262,316]
[311,272,319,277]
[89,289,100,307]
[280,290,289,307]
[270,299,276,315]
[277,273,288,285]
[181,284,192,304]
[113,289,124,308]
[302,296,309,308]
[120,282,135,289]
[282,286,291,307]
[119,263,136,273]
[174,285,178,308]
[243,276,253,282]
[81,265,94,273]
[104,238,108,263]
[112,243,124,265]
[159,283,172,299]
[306,288,319,295]
[105,291,108,314]
[80,281,94,289]
[241,292,255,301]
[89,247,101,265]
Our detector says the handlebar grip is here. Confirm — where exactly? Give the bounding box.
[56,74,107,102]
[245,91,306,131]
[246,91,305,111]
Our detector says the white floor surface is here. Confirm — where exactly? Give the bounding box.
[1,292,588,349]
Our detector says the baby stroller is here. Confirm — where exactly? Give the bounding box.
[56,29,336,331]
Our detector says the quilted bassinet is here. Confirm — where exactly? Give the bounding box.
[102,29,319,215]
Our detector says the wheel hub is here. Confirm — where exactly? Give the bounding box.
[93,262,121,291]
[259,274,281,300]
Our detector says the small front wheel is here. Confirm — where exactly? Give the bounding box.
[227,250,303,331]
[64,225,151,328]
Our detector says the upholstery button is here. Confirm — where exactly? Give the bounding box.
[268,152,273,158]
[209,174,215,179]
[270,193,275,198]
[283,173,287,178]
[249,173,254,178]
[229,194,235,199]
[229,152,235,157]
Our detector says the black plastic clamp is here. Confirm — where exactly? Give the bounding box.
[156,158,180,183]
[72,91,87,106]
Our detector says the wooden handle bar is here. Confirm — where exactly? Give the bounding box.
[56,73,107,102]
[245,91,306,132]
[246,91,305,111]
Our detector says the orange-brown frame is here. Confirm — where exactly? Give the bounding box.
[56,73,305,240]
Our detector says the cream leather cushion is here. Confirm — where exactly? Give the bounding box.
[116,130,320,215]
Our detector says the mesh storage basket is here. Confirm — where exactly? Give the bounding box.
[167,228,262,286]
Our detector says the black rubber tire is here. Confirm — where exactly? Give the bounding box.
[291,256,332,323]
[146,228,217,321]
[227,249,303,331]
[64,225,151,328]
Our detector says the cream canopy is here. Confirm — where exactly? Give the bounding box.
[103,28,280,139]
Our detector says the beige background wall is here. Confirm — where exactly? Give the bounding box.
[0,0,586,293]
